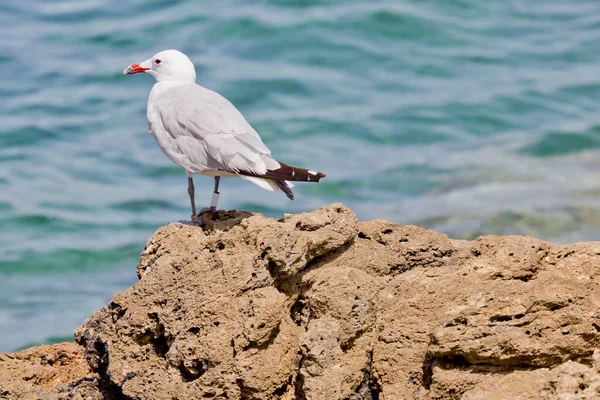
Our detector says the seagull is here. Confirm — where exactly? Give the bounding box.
[123,50,326,224]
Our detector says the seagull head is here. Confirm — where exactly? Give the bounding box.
[123,49,196,83]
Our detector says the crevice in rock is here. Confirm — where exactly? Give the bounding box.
[341,328,367,353]
[357,231,370,240]
[444,316,468,327]
[388,262,411,275]
[245,325,281,351]
[556,250,575,259]
[422,353,434,389]
[68,373,131,400]
[119,371,137,386]
[179,359,209,382]
[489,314,514,323]
[303,241,353,272]
[345,350,381,400]
[266,259,278,281]
[526,299,569,313]
[67,376,98,390]
[137,256,158,278]
[294,369,307,400]
[422,351,584,391]
[513,274,534,282]
[236,378,260,398]
[98,375,133,400]
[266,259,302,296]
[94,340,109,376]
[151,324,170,357]
[294,220,333,231]
[290,296,311,327]
[386,246,455,276]
[423,354,479,391]
[293,351,308,400]
[231,338,237,358]
[405,246,453,266]
[266,241,352,296]
[272,373,294,397]
[513,266,539,282]
[489,312,527,324]
[132,314,173,357]
[108,301,127,322]
[148,313,172,358]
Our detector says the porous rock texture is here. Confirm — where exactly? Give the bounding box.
[2,203,600,399]
[0,342,105,400]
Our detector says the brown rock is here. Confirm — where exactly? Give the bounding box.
[0,342,104,400]
[4,203,600,399]
[74,204,600,399]
[76,203,359,399]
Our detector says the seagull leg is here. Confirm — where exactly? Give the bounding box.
[187,174,199,225]
[210,176,220,211]
[198,176,221,222]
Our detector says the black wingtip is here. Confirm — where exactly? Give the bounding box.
[275,180,294,200]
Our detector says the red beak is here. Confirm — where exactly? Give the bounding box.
[123,63,148,75]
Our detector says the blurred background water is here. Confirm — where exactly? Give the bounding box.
[2,0,600,351]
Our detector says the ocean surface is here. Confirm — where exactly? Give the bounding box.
[2,0,600,352]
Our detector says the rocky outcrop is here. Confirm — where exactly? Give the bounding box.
[2,203,600,399]
[0,342,105,400]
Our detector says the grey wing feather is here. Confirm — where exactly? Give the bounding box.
[154,83,277,174]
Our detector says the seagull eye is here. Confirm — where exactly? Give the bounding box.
[155,59,161,64]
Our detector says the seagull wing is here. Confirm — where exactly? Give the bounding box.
[152,83,278,175]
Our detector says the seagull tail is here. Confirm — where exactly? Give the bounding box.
[238,161,326,183]
[239,176,295,201]
[266,160,326,183]
[240,176,277,191]
[237,160,325,200]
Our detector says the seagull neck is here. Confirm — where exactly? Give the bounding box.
[149,80,192,102]
[152,80,191,92]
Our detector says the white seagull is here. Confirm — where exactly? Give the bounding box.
[123,50,326,224]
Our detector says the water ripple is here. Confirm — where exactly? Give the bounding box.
[3,0,600,351]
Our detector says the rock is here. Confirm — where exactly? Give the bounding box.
[76,203,358,399]
[3,203,600,399]
[0,342,104,400]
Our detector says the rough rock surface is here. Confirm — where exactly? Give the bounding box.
[0,342,105,400]
[3,203,600,399]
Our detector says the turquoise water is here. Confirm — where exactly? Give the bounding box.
[2,0,600,351]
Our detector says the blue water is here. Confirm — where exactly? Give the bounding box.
[2,0,600,351]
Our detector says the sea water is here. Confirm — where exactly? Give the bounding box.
[1,0,600,351]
